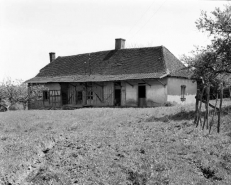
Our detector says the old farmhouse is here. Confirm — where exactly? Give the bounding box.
[26,39,197,109]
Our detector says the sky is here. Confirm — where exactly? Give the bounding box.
[0,0,230,82]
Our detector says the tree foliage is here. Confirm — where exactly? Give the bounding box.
[183,4,231,86]
[182,4,231,133]
[0,78,47,111]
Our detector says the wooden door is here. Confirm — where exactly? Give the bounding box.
[76,91,83,105]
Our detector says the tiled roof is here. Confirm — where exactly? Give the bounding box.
[26,46,191,83]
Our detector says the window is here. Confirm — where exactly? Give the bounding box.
[87,91,93,100]
[43,91,49,100]
[181,85,186,101]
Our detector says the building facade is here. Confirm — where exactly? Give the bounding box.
[26,39,197,109]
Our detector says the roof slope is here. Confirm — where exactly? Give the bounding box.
[26,46,190,83]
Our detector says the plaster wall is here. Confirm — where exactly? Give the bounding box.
[146,79,167,106]
[124,79,167,107]
[167,77,197,104]
[125,83,138,106]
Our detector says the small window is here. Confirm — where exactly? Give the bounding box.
[43,91,49,100]
[181,85,186,101]
[87,91,93,100]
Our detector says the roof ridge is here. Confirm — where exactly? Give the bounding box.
[160,46,168,73]
[59,46,164,58]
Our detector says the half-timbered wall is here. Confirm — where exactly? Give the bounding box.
[29,83,62,109]
[29,77,197,109]
[65,82,114,107]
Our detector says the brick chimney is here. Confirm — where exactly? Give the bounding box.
[49,52,55,62]
[115,38,125,50]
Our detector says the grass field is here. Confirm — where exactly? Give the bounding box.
[0,104,231,185]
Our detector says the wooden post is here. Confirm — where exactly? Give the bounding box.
[229,86,231,100]
[202,85,210,130]
[83,83,87,105]
[196,87,205,127]
[194,89,200,124]
[209,92,218,134]
[206,85,210,129]
[27,83,31,110]
[217,83,223,133]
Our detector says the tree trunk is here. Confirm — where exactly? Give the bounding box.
[206,85,210,129]
[209,92,218,134]
[196,87,205,127]
[229,86,231,100]
[194,89,200,124]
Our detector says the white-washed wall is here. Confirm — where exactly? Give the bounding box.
[167,77,197,104]
[146,79,167,106]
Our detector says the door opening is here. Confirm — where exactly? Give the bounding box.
[76,91,83,105]
[138,85,146,107]
[114,89,121,106]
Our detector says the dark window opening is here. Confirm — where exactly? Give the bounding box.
[181,85,186,101]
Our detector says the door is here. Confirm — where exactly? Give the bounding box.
[76,91,83,105]
[114,89,121,106]
[138,85,146,107]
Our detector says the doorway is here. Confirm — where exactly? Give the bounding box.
[138,85,146,107]
[114,89,121,106]
[76,91,83,105]
[114,82,121,106]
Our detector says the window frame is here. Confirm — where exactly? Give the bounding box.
[87,90,93,100]
[181,85,186,101]
[43,90,49,101]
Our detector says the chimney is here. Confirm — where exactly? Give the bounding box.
[115,38,125,50]
[49,52,56,62]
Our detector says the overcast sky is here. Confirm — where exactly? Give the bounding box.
[0,0,229,81]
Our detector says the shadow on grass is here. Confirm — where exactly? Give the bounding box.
[145,111,195,122]
[146,105,231,123]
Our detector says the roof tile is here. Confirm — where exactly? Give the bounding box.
[26,46,190,83]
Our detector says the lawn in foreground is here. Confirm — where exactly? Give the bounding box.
[0,105,231,184]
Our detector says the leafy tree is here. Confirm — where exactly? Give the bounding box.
[0,78,47,111]
[182,4,231,133]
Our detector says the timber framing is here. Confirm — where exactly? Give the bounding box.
[125,81,134,87]
[157,79,167,87]
[141,79,151,87]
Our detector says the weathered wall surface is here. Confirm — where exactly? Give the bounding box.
[125,82,138,106]
[67,83,83,105]
[29,77,196,109]
[146,78,167,106]
[103,82,114,106]
[45,83,61,90]
[66,82,114,106]
[121,82,126,106]
[29,83,62,109]
[167,77,197,104]
[124,79,167,107]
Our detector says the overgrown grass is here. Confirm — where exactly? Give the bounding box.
[0,104,231,184]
